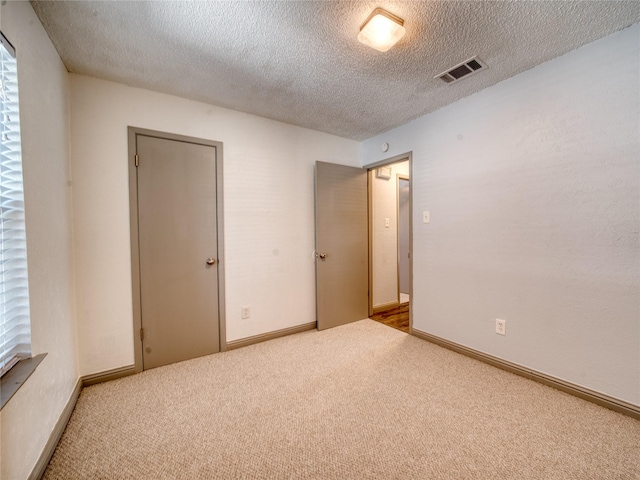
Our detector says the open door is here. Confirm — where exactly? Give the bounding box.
[315,161,368,330]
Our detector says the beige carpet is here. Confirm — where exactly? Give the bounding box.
[45,320,640,479]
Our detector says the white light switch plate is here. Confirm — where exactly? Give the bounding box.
[385,217,390,228]
[423,211,430,223]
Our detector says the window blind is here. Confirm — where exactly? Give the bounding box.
[0,32,31,377]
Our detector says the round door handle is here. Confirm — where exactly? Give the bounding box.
[206,258,217,265]
[318,253,328,260]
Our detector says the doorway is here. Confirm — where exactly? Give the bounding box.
[312,154,412,334]
[128,127,226,372]
[368,155,412,333]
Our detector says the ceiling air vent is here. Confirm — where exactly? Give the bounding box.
[436,57,486,85]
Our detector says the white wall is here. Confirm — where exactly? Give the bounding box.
[0,2,79,479]
[362,25,640,406]
[69,75,360,376]
[372,160,409,307]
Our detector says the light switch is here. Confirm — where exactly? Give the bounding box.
[385,217,390,228]
[423,211,430,223]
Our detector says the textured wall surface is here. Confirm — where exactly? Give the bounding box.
[69,75,360,376]
[372,160,409,307]
[0,2,79,479]
[362,25,640,405]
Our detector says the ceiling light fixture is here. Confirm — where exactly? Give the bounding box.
[357,8,406,52]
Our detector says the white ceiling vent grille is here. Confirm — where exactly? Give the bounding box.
[435,57,486,85]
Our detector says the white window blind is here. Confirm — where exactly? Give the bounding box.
[0,32,31,377]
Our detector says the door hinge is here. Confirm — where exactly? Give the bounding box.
[135,154,139,167]
[140,328,144,341]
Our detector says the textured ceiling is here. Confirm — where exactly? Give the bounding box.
[31,1,640,141]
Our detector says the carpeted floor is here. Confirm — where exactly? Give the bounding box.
[44,320,640,479]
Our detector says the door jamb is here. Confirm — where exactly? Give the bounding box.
[396,174,410,305]
[365,152,413,334]
[127,126,227,374]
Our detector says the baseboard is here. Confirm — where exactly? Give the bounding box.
[411,328,640,420]
[82,365,137,387]
[227,321,317,350]
[372,301,400,313]
[29,377,82,480]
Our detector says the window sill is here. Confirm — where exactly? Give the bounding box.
[0,353,47,410]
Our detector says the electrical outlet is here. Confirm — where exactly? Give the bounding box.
[241,306,250,319]
[496,319,506,336]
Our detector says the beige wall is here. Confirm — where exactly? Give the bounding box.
[0,2,79,479]
[362,25,640,406]
[69,75,360,376]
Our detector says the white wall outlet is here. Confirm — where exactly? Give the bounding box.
[496,318,506,336]
[423,211,430,223]
[241,306,251,319]
[384,217,390,228]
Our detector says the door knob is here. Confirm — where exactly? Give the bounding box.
[206,258,216,265]
[318,253,328,260]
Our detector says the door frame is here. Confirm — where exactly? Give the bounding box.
[366,152,413,333]
[396,174,410,303]
[127,127,227,373]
